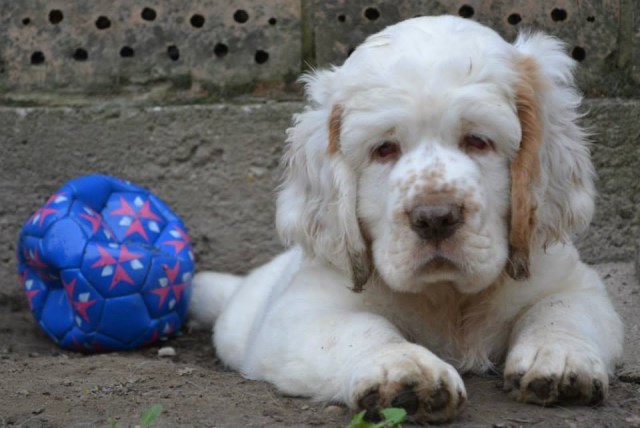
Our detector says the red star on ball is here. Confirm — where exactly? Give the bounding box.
[73,299,97,323]
[20,269,40,309]
[161,225,191,254]
[62,277,97,322]
[150,261,187,308]
[24,289,40,310]
[63,277,77,297]
[24,247,47,270]
[30,192,68,228]
[110,197,161,241]
[79,209,103,234]
[91,245,144,290]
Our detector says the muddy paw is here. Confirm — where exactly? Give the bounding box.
[504,340,609,406]
[350,343,466,423]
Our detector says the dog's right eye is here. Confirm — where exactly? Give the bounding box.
[373,141,400,162]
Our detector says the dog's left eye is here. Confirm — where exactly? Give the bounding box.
[462,135,494,152]
[372,141,400,162]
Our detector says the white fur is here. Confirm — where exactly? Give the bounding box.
[189,16,623,422]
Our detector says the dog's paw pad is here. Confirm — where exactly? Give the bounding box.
[390,385,420,415]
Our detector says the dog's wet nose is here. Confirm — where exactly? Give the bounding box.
[409,204,462,242]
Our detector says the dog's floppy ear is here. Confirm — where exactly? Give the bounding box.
[507,33,595,279]
[276,70,371,291]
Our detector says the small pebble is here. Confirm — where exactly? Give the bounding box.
[158,346,176,357]
[625,415,640,428]
[323,405,345,416]
[32,407,45,415]
[248,166,267,178]
[17,389,30,397]
[301,404,310,410]
[177,367,194,376]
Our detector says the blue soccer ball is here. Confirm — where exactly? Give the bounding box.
[17,174,194,352]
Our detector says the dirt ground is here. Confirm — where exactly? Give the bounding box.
[2,262,640,428]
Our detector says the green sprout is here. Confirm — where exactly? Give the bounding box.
[110,403,163,428]
[347,407,407,428]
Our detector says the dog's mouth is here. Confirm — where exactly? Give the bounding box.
[411,253,462,288]
[422,255,458,273]
[392,254,460,291]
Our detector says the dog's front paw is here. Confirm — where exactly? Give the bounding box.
[504,338,608,406]
[347,343,466,423]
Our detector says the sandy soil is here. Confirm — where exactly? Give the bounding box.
[2,263,640,428]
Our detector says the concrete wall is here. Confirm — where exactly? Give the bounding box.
[1,99,639,303]
[1,0,638,100]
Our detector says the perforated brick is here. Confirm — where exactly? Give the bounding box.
[311,0,623,96]
[0,0,301,95]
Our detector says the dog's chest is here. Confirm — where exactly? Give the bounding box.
[362,283,506,368]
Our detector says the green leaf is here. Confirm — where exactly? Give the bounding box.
[140,404,163,428]
[347,407,407,428]
[347,410,370,428]
[378,408,407,426]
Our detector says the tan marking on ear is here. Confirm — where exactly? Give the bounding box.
[507,57,544,280]
[327,104,343,155]
[326,104,372,290]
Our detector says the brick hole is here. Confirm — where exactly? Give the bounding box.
[141,7,157,21]
[571,46,585,61]
[214,43,228,58]
[268,17,277,25]
[49,9,64,25]
[338,14,346,23]
[507,13,521,25]
[73,48,88,61]
[587,16,595,22]
[95,16,111,30]
[190,14,205,28]
[234,9,249,24]
[22,17,31,25]
[551,8,567,21]
[364,7,380,21]
[254,50,269,64]
[31,51,45,65]
[120,46,134,58]
[167,45,180,61]
[458,5,474,18]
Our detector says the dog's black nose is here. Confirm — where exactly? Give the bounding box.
[409,204,462,242]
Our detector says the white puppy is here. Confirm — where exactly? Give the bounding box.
[189,16,623,423]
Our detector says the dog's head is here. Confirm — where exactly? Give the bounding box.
[277,16,594,294]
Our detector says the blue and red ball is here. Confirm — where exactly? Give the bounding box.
[17,175,194,352]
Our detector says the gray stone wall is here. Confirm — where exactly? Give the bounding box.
[1,0,638,99]
[1,99,639,303]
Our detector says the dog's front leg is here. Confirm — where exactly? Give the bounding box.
[504,267,623,405]
[241,268,466,423]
